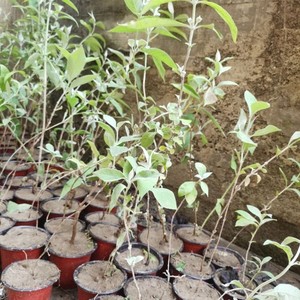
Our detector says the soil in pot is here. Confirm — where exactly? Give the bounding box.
[204,246,244,269]
[175,224,211,254]
[0,216,15,234]
[139,226,184,258]
[213,267,257,300]
[114,242,164,276]
[173,276,221,300]
[0,226,49,269]
[14,187,53,207]
[0,188,14,202]
[3,206,42,226]
[44,217,85,235]
[73,260,127,300]
[84,211,120,226]
[83,192,117,214]
[41,198,80,219]
[52,186,88,202]
[124,275,176,300]
[170,252,215,281]
[89,222,122,260]
[0,161,31,177]
[48,231,96,289]
[4,176,36,190]
[1,258,60,300]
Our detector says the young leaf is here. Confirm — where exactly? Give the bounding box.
[151,187,177,210]
[200,181,209,196]
[61,0,79,14]
[289,131,300,145]
[67,46,86,82]
[178,181,196,197]
[200,0,238,42]
[143,48,178,72]
[70,74,97,89]
[141,0,178,15]
[94,169,125,182]
[60,177,84,199]
[7,201,31,213]
[251,101,270,116]
[110,17,187,33]
[252,125,281,137]
[124,0,143,16]
[110,183,126,211]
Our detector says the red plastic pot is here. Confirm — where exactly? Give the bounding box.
[3,207,43,227]
[88,222,121,260]
[14,187,53,207]
[74,261,127,300]
[175,224,211,254]
[48,237,97,289]
[0,226,49,270]
[41,198,80,220]
[1,259,60,300]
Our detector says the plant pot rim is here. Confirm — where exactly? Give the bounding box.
[84,211,120,225]
[204,245,245,269]
[114,242,164,275]
[171,252,215,280]
[0,226,49,250]
[88,222,120,244]
[173,276,221,299]
[0,216,16,234]
[1,259,60,292]
[174,224,211,245]
[48,233,97,258]
[73,260,127,295]
[124,275,174,298]
[4,207,43,222]
[213,267,257,299]
[41,197,80,215]
[44,216,86,235]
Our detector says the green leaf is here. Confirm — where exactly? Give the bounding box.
[141,132,155,148]
[87,140,100,158]
[237,131,257,147]
[99,122,116,146]
[141,0,178,14]
[246,205,262,220]
[61,0,79,14]
[110,183,126,211]
[70,74,97,89]
[94,169,125,182]
[110,17,186,33]
[60,177,84,199]
[289,131,300,145]
[143,48,178,71]
[124,0,143,16]
[151,188,177,210]
[263,240,294,262]
[67,46,86,82]
[200,181,209,196]
[235,210,257,227]
[110,146,129,157]
[137,178,158,198]
[103,115,117,130]
[252,125,281,137]
[7,201,31,213]
[251,101,270,116]
[178,181,196,197]
[200,0,238,42]
[152,56,166,80]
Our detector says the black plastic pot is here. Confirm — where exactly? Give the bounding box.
[114,242,164,277]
